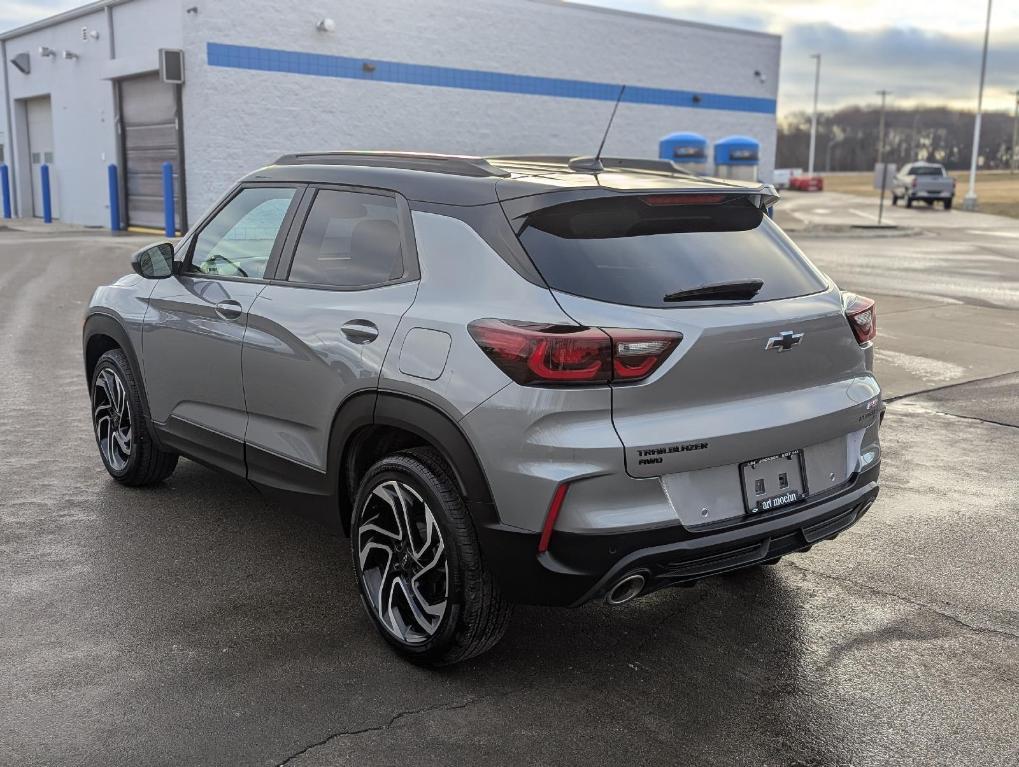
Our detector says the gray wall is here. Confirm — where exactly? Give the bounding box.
[2,0,780,227]
[181,0,780,222]
[0,0,181,224]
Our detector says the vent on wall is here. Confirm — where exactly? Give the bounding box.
[159,49,184,84]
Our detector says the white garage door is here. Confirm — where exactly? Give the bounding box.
[26,96,58,220]
[119,73,182,231]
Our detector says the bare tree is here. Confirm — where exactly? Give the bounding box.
[777,105,1015,171]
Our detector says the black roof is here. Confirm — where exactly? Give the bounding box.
[244,151,774,207]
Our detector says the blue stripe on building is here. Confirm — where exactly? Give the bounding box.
[206,43,776,116]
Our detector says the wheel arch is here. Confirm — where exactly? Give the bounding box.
[82,313,158,439]
[331,391,497,536]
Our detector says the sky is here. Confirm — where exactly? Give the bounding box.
[3,0,1017,116]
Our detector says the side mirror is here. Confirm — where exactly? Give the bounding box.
[131,242,177,279]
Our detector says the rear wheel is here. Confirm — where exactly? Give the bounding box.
[905,196,914,208]
[350,447,512,666]
[91,349,178,485]
[891,194,899,206]
[944,198,953,210]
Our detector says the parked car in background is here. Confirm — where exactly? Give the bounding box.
[772,168,801,189]
[892,162,956,209]
[83,152,882,666]
[789,174,824,192]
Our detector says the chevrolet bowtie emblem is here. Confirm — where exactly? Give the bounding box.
[765,330,804,352]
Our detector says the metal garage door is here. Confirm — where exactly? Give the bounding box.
[26,96,58,219]
[119,73,183,231]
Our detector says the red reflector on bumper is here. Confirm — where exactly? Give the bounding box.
[538,483,570,553]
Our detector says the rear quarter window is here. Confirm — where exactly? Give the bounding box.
[515,195,827,308]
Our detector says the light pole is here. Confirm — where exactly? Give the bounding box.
[1011,89,1019,174]
[876,90,891,226]
[964,0,993,210]
[808,53,821,177]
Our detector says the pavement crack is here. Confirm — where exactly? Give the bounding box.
[274,695,488,766]
[785,560,1019,641]
[928,409,1019,430]
[885,369,1019,403]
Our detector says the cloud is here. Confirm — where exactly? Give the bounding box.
[576,1,1019,114]
[0,0,80,33]
[780,23,1019,113]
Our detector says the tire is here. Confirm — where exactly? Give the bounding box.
[944,198,953,210]
[350,447,512,666]
[905,196,913,208]
[91,349,178,486]
[891,194,898,206]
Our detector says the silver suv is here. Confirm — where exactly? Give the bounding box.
[83,152,882,665]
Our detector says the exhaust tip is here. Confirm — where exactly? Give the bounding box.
[606,573,646,606]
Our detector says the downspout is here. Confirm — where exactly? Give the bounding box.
[105,3,126,228]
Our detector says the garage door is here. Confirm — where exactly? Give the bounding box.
[26,96,58,219]
[119,73,182,231]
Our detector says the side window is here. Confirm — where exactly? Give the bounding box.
[287,190,404,288]
[188,187,296,279]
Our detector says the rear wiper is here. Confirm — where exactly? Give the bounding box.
[663,279,764,303]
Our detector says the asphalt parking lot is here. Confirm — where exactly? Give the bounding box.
[2,197,1018,766]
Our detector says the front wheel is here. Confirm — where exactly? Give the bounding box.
[905,196,914,208]
[350,447,512,666]
[91,349,178,485]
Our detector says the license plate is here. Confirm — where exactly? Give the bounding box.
[739,450,807,514]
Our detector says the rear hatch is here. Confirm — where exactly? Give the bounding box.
[505,192,880,509]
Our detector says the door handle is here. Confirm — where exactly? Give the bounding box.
[341,319,379,344]
[214,299,243,321]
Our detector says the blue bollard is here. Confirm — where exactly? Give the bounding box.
[40,164,52,223]
[108,164,121,232]
[162,161,175,237]
[0,164,11,219]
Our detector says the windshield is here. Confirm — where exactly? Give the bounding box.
[516,195,827,308]
[910,166,944,176]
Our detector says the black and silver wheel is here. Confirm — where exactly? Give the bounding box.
[357,479,450,644]
[351,448,512,666]
[91,349,178,486]
[93,366,133,472]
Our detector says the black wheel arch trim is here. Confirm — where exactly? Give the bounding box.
[329,390,499,535]
[82,312,161,448]
[372,391,495,505]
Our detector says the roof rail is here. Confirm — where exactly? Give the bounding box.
[272,151,511,178]
[488,155,695,177]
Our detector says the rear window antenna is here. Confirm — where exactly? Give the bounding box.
[568,85,627,174]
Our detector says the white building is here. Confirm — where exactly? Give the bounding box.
[0,0,780,230]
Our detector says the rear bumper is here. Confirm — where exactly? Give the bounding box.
[474,463,879,606]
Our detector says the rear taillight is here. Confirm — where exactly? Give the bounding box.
[843,293,876,345]
[467,319,681,386]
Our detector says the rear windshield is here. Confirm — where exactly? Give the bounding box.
[516,195,827,308]
[910,166,944,176]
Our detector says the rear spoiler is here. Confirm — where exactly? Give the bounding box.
[499,184,781,223]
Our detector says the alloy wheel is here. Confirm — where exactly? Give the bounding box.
[356,480,449,645]
[93,368,132,472]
